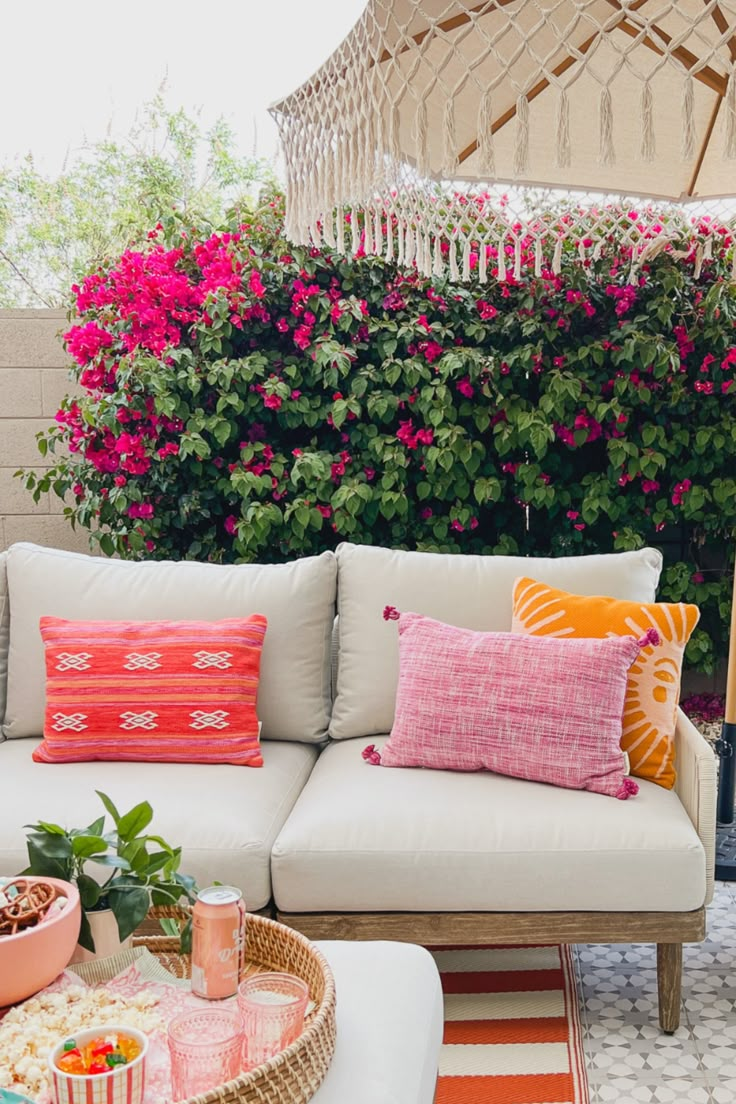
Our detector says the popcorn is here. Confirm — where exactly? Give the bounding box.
[0,984,163,1100]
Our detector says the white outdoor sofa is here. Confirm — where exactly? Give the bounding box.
[0,540,716,1033]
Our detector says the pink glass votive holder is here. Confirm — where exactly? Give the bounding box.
[167,1008,243,1101]
[237,972,309,1069]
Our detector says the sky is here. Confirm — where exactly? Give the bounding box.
[0,0,368,173]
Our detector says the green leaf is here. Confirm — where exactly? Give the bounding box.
[96,791,121,826]
[106,885,151,943]
[117,801,153,842]
[71,835,109,859]
[23,835,72,880]
[76,873,103,910]
[77,910,95,953]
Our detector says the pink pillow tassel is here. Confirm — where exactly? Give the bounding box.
[617,777,640,800]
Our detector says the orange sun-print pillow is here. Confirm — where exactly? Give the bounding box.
[511,578,699,789]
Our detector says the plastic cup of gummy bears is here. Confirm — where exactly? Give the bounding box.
[48,1025,148,1104]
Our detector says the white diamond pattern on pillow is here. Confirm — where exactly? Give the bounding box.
[4,542,336,743]
[331,542,663,741]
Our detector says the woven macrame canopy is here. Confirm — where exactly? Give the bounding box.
[271,0,736,280]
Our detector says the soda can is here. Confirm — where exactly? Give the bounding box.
[191,885,246,999]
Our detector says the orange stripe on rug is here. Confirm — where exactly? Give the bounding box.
[435,1072,576,1104]
[433,945,588,1104]
[444,1016,570,1045]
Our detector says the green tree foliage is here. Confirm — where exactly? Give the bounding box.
[24,197,736,673]
[0,94,275,307]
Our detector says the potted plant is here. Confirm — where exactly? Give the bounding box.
[21,791,198,958]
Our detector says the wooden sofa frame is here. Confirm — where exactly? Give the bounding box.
[277,907,705,1033]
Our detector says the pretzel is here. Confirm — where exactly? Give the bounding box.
[0,877,61,936]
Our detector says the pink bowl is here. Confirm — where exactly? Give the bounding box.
[0,877,81,1007]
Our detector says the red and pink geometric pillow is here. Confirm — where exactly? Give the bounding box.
[33,615,267,766]
[364,608,657,799]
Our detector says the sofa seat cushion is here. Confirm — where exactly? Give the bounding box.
[0,738,318,910]
[272,737,706,913]
[310,941,443,1104]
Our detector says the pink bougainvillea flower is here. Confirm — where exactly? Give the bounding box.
[264,393,283,411]
[420,507,433,519]
[127,502,154,519]
[249,269,266,299]
[476,299,498,321]
[224,515,238,535]
[316,504,332,518]
[456,377,474,398]
[672,479,692,506]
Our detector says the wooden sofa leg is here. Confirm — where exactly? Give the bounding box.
[657,943,682,1034]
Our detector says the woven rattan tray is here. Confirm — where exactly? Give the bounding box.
[97,908,335,1104]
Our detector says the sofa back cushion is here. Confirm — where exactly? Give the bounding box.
[0,552,8,733]
[4,543,336,743]
[331,542,663,740]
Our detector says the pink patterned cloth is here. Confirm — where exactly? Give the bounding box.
[371,612,642,799]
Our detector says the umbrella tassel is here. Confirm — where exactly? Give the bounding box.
[731,247,736,283]
[364,207,374,256]
[449,238,460,281]
[556,88,571,169]
[385,218,395,264]
[336,207,346,253]
[514,238,522,281]
[498,237,507,282]
[462,239,472,281]
[422,232,432,277]
[534,238,543,277]
[578,239,587,264]
[553,236,564,275]
[443,100,459,175]
[704,235,713,260]
[415,100,429,177]
[514,95,530,176]
[405,225,416,266]
[479,243,488,284]
[682,74,696,160]
[599,85,615,166]
[322,210,336,250]
[478,88,496,177]
[694,241,704,279]
[397,221,405,266]
[433,235,444,278]
[374,208,383,257]
[726,73,736,159]
[351,206,360,256]
[641,81,655,162]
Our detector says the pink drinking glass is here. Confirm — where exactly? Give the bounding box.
[167,1008,243,1100]
[237,972,309,1070]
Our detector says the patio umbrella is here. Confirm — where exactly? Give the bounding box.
[271,0,736,279]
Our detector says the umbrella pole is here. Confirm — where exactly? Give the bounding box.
[715,556,736,879]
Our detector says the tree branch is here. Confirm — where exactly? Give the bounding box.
[0,248,57,308]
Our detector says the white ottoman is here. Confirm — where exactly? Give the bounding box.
[310,941,443,1104]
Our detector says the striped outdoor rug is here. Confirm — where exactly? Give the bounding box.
[431,944,589,1104]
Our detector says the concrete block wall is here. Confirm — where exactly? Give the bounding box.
[0,309,92,553]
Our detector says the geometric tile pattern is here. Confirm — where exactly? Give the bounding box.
[576,881,736,1103]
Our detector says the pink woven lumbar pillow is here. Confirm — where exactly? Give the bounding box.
[363,608,660,799]
[34,615,267,766]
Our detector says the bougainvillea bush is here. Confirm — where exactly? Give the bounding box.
[26,194,736,672]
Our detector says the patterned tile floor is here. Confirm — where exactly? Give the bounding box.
[575,881,736,1103]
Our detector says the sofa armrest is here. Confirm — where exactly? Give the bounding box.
[674,707,717,906]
